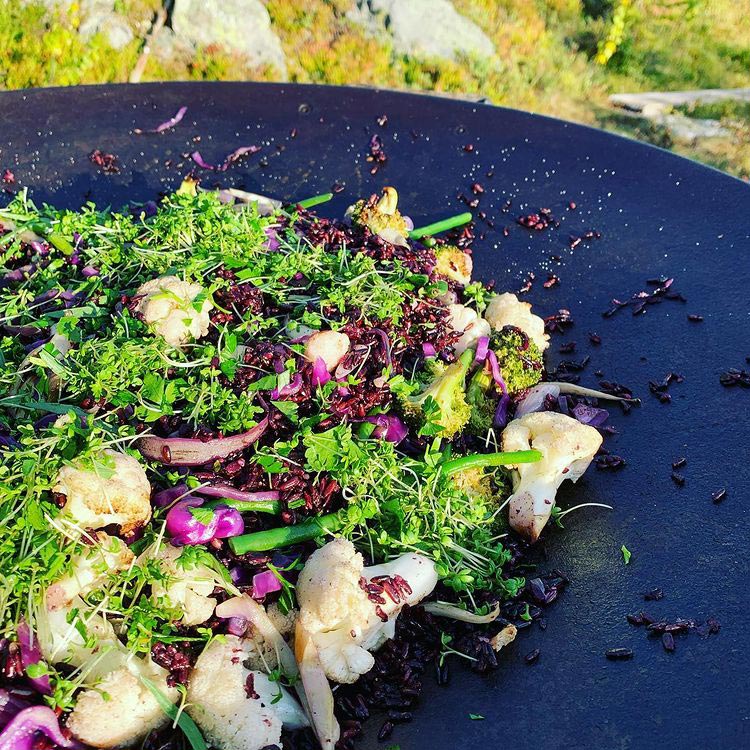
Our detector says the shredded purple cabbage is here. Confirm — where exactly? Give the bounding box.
[572,402,609,427]
[15,623,50,696]
[134,105,188,135]
[0,706,79,750]
[190,146,261,172]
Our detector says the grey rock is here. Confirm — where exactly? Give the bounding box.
[171,0,287,76]
[656,113,730,145]
[77,1,135,50]
[350,0,495,61]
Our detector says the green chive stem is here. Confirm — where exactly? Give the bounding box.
[228,512,343,554]
[440,449,542,477]
[408,212,473,239]
[296,193,334,209]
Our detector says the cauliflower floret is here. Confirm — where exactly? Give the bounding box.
[54,449,152,535]
[38,533,134,680]
[187,636,308,750]
[45,532,134,611]
[67,659,177,749]
[297,539,437,684]
[146,545,219,626]
[434,245,473,286]
[303,330,350,372]
[484,293,549,352]
[447,303,491,355]
[502,411,602,541]
[134,275,212,348]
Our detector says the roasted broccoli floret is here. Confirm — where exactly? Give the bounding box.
[398,349,474,438]
[450,466,494,503]
[346,187,410,241]
[434,245,473,286]
[492,326,544,394]
[466,364,499,436]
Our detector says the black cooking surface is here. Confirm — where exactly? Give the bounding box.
[1,82,748,749]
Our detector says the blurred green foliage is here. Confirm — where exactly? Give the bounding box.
[0,0,748,176]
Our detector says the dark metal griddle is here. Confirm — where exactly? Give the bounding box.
[1,82,748,749]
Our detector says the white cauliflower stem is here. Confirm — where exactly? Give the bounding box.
[304,330,350,372]
[187,636,308,750]
[484,292,549,351]
[447,303,491,355]
[502,411,602,541]
[67,659,177,748]
[54,449,152,535]
[134,275,211,348]
[297,539,438,684]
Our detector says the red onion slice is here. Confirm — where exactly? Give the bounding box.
[137,418,268,466]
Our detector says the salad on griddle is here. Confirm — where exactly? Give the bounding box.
[0,183,624,750]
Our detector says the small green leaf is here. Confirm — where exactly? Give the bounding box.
[26,662,49,678]
[621,544,632,565]
[469,713,485,721]
[140,676,207,750]
[189,505,215,527]
[271,399,299,423]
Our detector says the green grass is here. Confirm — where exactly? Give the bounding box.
[0,0,748,177]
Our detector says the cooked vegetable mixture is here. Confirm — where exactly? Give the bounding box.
[0,184,614,750]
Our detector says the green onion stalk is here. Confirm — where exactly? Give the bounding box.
[296,193,334,209]
[228,449,541,554]
[409,212,473,240]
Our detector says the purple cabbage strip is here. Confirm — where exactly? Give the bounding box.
[252,570,282,599]
[271,373,303,399]
[0,706,80,750]
[474,336,490,363]
[152,484,190,508]
[15,623,50,695]
[134,105,188,134]
[311,357,331,387]
[190,146,260,172]
[0,688,32,730]
[264,226,281,251]
[572,402,609,428]
[487,351,511,428]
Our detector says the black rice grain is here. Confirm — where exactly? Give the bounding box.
[606,648,634,661]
